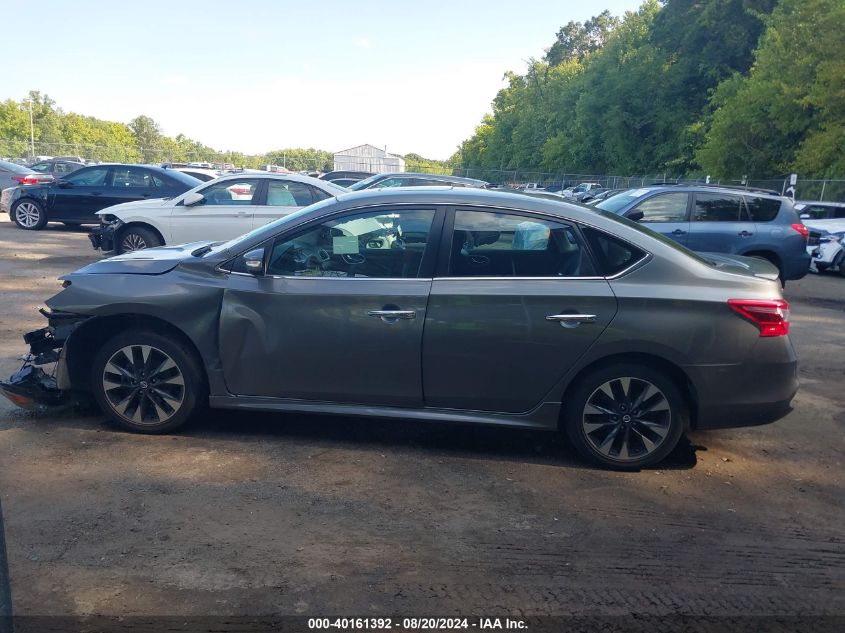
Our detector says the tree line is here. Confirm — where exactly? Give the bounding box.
[0,93,451,173]
[453,0,844,180]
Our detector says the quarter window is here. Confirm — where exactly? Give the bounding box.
[199,179,260,205]
[744,196,782,222]
[581,227,647,276]
[266,209,435,278]
[693,193,745,222]
[633,193,689,222]
[448,210,596,277]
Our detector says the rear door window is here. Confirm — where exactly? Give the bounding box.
[692,193,745,222]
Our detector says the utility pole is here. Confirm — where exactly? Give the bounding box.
[28,98,35,160]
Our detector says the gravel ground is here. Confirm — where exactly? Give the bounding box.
[0,215,842,621]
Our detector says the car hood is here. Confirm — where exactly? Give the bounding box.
[700,252,780,281]
[803,219,845,233]
[95,197,173,216]
[69,241,216,275]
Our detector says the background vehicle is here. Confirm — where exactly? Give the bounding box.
[587,189,623,205]
[595,184,810,281]
[0,164,201,230]
[90,172,347,253]
[318,170,374,184]
[803,218,845,275]
[795,201,845,220]
[169,167,219,182]
[2,188,796,470]
[28,158,85,180]
[0,159,46,192]
[326,178,359,187]
[348,172,488,190]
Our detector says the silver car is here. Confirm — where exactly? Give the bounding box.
[1,188,797,469]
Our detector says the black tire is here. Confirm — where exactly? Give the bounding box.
[11,199,47,230]
[90,330,206,434]
[116,225,162,254]
[563,362,688,470]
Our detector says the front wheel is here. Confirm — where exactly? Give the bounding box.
[90,330,206,433]
[116,225,162,254]
[12,200,47,230]
[563,363,687,470]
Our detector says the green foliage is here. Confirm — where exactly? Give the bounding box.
[697,0,845,178]
[265,148,333,172]
[457,0,781,176]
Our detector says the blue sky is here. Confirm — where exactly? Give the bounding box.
[1,0,643,159]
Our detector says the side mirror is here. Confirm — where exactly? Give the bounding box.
[243,248,265,275]
[800,213,810,220]
[627,210,645,222]
[56,179,72,188]
[183,191,205,207]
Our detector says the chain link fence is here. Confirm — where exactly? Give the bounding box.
[3,139,844,202]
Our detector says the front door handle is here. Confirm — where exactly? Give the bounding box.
[738,230,754,237]
[546,314,597,328]
[671,229,687,235]
[368,309,416,322]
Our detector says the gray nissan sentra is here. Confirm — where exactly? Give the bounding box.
[1,188,798,469]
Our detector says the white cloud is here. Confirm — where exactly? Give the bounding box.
[163,74,186,85]
[354,38,372,49]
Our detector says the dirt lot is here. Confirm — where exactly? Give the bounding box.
[0,214,842,621]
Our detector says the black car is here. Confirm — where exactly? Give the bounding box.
[348,172,488,191]
[0,164,201,230]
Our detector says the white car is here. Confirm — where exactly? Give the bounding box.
[90,173,347,254]
[804,219,845,276]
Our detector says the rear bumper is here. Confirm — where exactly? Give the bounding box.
[685,338,799,430]
[782,251,811,280]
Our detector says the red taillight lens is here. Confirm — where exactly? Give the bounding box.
[13,176,40,185]
[791,223,809,242]
[728,299,790,337]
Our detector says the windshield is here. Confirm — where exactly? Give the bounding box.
[590,206,713,266]
[348,174,385,191]
[595,188,654,213]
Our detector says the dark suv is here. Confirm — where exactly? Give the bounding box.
[595,185,810,281]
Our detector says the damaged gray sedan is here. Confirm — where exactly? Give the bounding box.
[1,188,799,469]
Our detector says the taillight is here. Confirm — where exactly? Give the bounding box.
[12,176,41,185]
[791,223,809,242]
[728,299,790,337]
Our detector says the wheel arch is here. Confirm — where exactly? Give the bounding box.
[115,221,166,247]
[558,352,699,430]
[741,248,782,270]
[64,313,207,393]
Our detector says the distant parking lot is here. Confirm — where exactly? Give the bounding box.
[0,215,842,619]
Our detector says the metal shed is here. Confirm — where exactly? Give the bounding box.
[333,144,405,173]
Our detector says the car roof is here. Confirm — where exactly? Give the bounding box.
[624,184,784,199]
[795,200,845,207]
[369,172,489,186]
[211,171,347,191]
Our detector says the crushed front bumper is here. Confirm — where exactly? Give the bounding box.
[88,220,121,252]
[0,310,88,409]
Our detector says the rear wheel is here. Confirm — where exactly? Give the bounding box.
[12,200,47,230]
[563,363,687,470]
[117,225,162,254]
[90,330,206,433]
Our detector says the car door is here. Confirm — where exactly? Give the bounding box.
[47,166,111,222]
[168,177,261,244]
[422,207,617,413]
[251,180,314,229]
[686,192,754,254]
[627,191,691,245]
[218,206,442,406]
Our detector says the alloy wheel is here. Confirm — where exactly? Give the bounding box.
[121,233,147,252]
[14,202,41,228]
[102,345,185,425]
[581,377,671,462]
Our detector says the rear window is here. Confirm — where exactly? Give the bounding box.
[745,196,782,222]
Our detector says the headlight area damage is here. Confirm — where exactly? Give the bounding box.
[88,217,122,251]
[0,309,89,409]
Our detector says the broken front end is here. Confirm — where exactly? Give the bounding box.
[0,309,89,409]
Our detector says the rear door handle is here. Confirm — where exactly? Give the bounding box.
[738,230,754,237]
[546,314,597,327]
[671,229,686,235]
